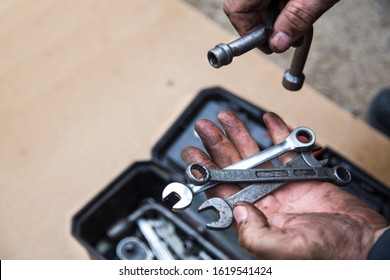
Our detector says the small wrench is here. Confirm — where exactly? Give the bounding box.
[162,127,316,211]
[186,162,351,186]
[198,151,352,230]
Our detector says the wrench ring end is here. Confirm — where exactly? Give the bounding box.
[290,127,316,149]
[185,163,210,185]
[333,166,352,186]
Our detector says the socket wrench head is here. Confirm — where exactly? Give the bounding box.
[207,44,233,68]
[282,70,305,91]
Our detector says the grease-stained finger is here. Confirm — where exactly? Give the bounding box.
[263,112,298,164]
[195,119,243,168]
[181,146,240,199]
[217,110,260,159]
[223,0,272,54]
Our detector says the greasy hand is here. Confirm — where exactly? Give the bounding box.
[181,111,389,259]
[224,0,339,53]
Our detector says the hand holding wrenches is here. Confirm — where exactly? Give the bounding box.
[162,127,316,211]
[198,152,352,230]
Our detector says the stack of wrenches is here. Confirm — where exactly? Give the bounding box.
[162,127,352,230]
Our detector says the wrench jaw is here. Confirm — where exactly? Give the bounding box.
[198,198,233,230]
[162,183,194,212]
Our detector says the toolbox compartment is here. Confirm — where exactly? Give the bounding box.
[72,87,390,260]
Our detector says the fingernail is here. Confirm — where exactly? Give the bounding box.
[271,32,293,52]
[233,205,248,224]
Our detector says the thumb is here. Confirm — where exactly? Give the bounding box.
[233,203,270,256]
[270,0,339,52]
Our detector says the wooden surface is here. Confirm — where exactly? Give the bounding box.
[0,0,389,259]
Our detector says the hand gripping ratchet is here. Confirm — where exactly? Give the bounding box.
[197,151,352,230]
[207,0,313,91]
[162,127,316,211]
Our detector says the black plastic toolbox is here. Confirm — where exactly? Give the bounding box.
[72,87,390,260]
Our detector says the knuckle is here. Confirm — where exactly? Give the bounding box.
[284,2,317,33]
[223,0,237,15]
[223,0,246,14]
[223,5,231,17]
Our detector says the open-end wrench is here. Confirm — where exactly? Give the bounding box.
[162,127,316,211]
[185,162,351,186]
[198,152,352,230]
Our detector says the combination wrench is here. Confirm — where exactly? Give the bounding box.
[185,162,351,186]
[197,152,352,230]
[162,127,316,211]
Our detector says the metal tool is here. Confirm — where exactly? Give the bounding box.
[116,236,154,260]
[137,218,175,260]
[186,162,351,186]
[151,218,194,260]
[106,201,229,259]
[162,127,316,211]
[207,2,313,91]
[207,1,278,69]
[282,27,313,91]
[198,151,352,230]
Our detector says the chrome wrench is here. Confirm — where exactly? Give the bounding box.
[198,151,352,230]
[185,162,351,186]
[162,127,316,211]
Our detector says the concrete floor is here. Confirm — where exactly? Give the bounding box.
[183,0,390,122]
